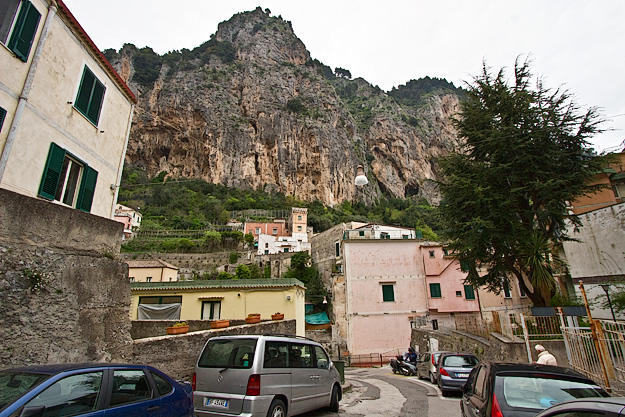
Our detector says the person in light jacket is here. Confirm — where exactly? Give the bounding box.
[534,344,557,365]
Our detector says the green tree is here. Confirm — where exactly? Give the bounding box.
[248,264,261,279]
[235,264,251,280]
[263,264,271,279]
[217,271,234,280]
[229,252,240,264]
[437,58,607,307]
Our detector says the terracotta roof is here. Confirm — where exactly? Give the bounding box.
[130,278,306,291]
[57,0,136,103]
[126,260,178,270]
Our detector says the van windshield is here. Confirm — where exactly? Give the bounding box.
[198,339,258,369]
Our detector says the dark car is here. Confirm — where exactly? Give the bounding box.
[535,397,625,417]
[0,363,193,417]
[460,362,609,417]
[436,353,479,396]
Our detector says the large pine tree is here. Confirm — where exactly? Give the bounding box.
[438,58,607,307]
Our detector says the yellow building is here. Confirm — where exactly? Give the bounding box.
[127,259,179,283]
[130,278,306,336]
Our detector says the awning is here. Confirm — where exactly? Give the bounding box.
[197,296,224,300]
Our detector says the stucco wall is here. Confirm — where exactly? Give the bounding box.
[130,319,297,381]
[129,267,178,282]
[0,0,134,219]
[0,189,131,367]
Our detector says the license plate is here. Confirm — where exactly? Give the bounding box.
[205,398,229,408]
[458,373,469,378]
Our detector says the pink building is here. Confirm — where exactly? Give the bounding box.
[244,220,287,241]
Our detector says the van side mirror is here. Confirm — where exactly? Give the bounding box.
[461,383,468,393]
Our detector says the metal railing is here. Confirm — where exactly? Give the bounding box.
[342,350,402,368]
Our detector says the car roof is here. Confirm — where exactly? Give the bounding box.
[210,334,322,344]
[2,363,152,375]
[535,398,625,416]
[483,362,596,381]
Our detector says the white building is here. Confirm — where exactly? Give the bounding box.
[0,0,136,219]
[258,233,311,255]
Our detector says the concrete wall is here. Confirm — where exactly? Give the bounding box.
[0,188,131,367]
[130,319,297,381]
[130,319,247,339]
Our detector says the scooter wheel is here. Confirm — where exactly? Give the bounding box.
[400,367,411,376]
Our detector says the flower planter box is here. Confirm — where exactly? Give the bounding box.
[245,316,261,324]
[210,320,230,329]
[271,313,284,321]
[166,325,189,335]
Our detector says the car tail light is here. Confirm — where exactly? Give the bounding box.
[491,393,503,417]
[192,372,196,391]
[246,374,261,396]
[440,368,450,377]
[431,355,436,366]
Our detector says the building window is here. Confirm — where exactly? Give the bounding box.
[255,227,260,234]
[429,250,435,258]
[139,296,182,305]
[335,241,340,257]
[298,215,302,220]
[146,277,152,282]
[272,228,278,235]
[359,230,364,236]
[283,248,288,253]
[503,280,511,298]
[429,283,442,298]
[382,284,395,302]
[297,226,302,231]
[1,0,41,62]
[74,66,106,126]
[264,250,269,254]
[464,285,476,300]
[443,248,450,256]
[129,277,135,282]
[0,107,6,132]
[402,235,408,239]
[38,143,98,212]
[456,291,462,297]
[202,301,221,320]
[519,284,526,298]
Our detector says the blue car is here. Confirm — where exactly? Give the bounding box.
[0,363,193,417]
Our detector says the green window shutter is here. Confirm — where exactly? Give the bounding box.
[429,283,441,298]
[75,67,106,125]
[460,260,469,272]
[382,284,395,302]
[464,285,476,300]
[8,1,41,62]
[0,107,6,132]
[76,166,97,212]
[38,142,65,200]
[416,230,423,239]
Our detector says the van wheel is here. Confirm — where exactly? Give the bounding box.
[329,386,340,412]
[267,399,286,417]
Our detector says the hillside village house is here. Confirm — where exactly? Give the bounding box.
[130,278,306,336]
[0,0,136,218]
[247,207,312,255]
[312,223,479,356]
[127,259,179,283]
[114,204,142,239]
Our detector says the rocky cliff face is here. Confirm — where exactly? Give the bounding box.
[107,7,461,206]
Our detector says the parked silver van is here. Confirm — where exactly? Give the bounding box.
[193,334,342,417]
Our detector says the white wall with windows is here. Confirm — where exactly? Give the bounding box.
[0,0,135,219]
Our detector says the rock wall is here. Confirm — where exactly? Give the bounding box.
[130,319,296,380]
[0,189,132,367]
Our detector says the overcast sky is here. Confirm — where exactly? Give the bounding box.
[63,0,625,153]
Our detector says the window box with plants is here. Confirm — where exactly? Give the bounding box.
[246,314,261,324]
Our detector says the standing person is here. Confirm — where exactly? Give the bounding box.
[534,344,557,365]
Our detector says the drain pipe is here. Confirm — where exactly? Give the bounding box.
[0,0,58,182]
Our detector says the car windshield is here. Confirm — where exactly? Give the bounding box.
[441,355,479,367]
[498,375,608,410]
[198,338,257,369]
[0,371,50,411]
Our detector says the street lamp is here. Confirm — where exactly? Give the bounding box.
[600,284,617,322]
[354,165,368,186]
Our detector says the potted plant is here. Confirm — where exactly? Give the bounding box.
[210,319,230,329]
[271,312,284,320]
[166,321,189,335]
[246,313,261,324]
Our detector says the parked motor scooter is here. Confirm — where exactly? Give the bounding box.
[391,353,418,376]
[390,355,403,374]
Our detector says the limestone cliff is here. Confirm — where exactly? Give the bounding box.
[106,8,462,206]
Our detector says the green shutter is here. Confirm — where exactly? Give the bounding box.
[8,1,41,62]
[382,284,395,302]
[464,285,476,300]
[460,260,469,272]
[0,107,6,132]
[429,283,441,298]
[76,166,97,212]
[38,142,65,200]
[75,67,106,125]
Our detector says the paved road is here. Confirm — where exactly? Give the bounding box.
[303,366,463,417]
